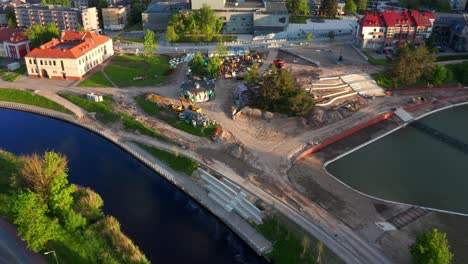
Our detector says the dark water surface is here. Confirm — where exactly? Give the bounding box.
[327,105,468,214]
[0,108,266,264]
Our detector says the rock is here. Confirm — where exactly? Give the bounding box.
[250,109,262,118]
[230,145,243,159]
[263,111,274,120]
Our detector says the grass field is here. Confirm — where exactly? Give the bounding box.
[0,89,72,114]
[59,93,119,123]
[289,16,309,24]
[104,55,170,87]
[78,71,114,87]
[255,217,343,264]
[119,113,172,142]
[363,51,393,67]
[135,95,217,138]
[135,142,200,175]
[0,65,26,82]
[437,54,468,61]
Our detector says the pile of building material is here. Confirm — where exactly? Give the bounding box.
[86,93,103,102]
[169,53,195,68]
[198,168,263,225]
[221,53,263,79]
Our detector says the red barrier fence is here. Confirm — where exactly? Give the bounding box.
[398,87,468,95]
[295,112,394,160]
[295,93,468,161]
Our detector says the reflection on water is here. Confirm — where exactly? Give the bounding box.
[327,105,468,214]
[0,109,266,264]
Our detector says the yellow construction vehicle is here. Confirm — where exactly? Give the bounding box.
[179,97,202,113]
[146,94,184,112]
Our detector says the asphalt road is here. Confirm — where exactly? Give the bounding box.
[0,222,36,264]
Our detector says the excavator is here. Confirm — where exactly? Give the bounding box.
[179,97,202,113]
[145,94,184,112]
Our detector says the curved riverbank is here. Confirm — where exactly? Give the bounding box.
[323,100,468,216]
[0,102,271,259]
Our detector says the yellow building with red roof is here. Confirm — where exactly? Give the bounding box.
[25,31,113,80]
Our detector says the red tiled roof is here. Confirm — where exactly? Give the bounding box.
[381,10,415,27]
[0,27,28,43]
[360,13,385,27]
[409,10,433,27]
[26,31,111,59]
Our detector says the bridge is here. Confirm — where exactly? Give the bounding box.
[409,121,468,155]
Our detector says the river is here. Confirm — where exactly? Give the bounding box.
[326,104,468,214]
[0,108,266,264]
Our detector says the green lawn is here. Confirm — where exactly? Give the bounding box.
[135,142,200,175]
[104,55,170,87]
[255,217,343,264]
[289,16,309,24]
[119,113,172,142]
[0,65,26,82]
[124,22,142,31]
[437,54,468,61]
[135,95,218,138]
[0,89,72,114]
[363,51,393,67]
[78,71,114,87]
[59,93,119,123]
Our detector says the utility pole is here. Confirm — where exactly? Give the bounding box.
[44,251,59,264]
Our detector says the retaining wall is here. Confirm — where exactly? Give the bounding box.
[0,101,271,255]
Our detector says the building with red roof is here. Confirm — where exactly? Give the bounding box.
[356,10,435,50]
[0,27,30,59]
[25,31,113,80]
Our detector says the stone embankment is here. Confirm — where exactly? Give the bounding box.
[0,101,272,255]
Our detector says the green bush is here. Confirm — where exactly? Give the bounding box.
[372,72,399,89]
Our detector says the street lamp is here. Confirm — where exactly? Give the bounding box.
[44,251,59,264]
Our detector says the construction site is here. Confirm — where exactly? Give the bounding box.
[12,40,468,264]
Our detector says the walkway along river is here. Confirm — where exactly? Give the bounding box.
[326,104,468,215]
[0,108,267,264]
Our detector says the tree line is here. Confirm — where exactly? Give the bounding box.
[0,150,149,263]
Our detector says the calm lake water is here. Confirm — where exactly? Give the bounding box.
[327,104,468,214]
[0,108,266,264]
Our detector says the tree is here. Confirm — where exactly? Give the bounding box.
[306,33,314,42]
[207,56,221,78]
[143,29,157,56]
[190,52,205,76]
[10,191,61,252]
[245,64,260,86]
[356,0,368,10]
[328,31,335,42]
[166,26,179,43]
[5,9,16,28]
[24,23,60,47]
[410,228,453,264]
[73,186,104,221]
[344,0,357,13]
[319,0,338,17]
[286,0,310,15]
[127,0,146,25]
[393,44,435,85]
[167,5,224,43]
[215,42,228,56]
[430,64,449,85]
[316,241,324,264]
[77,23,85,32]
[255,67,315,116]
[425,33,436,53]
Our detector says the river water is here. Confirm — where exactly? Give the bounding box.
[327,104,468,214]
[0,109,266,264]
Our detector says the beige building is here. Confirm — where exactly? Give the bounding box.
[25,31,113,80]
[102,5,127,30]
[15,4,99,31]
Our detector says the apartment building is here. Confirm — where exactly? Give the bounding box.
[25,31,113,80]
[356,10,435,49]
[102,1,129,30]
[15,4,99,31]
[71,0,89,8]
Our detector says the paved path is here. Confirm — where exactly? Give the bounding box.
[35,90,86,118]
[0,218,45,264]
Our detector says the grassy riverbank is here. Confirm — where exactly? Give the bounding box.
[0,89,72,114]
[135,142,200,175]
[0,150,149,264]
[255,215,343,264]
[59,93,119,123]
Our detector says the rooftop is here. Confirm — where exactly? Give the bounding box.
[26,31,110,59]
[0,27,28,43]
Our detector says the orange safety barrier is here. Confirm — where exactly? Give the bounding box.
[295,112,394,160]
